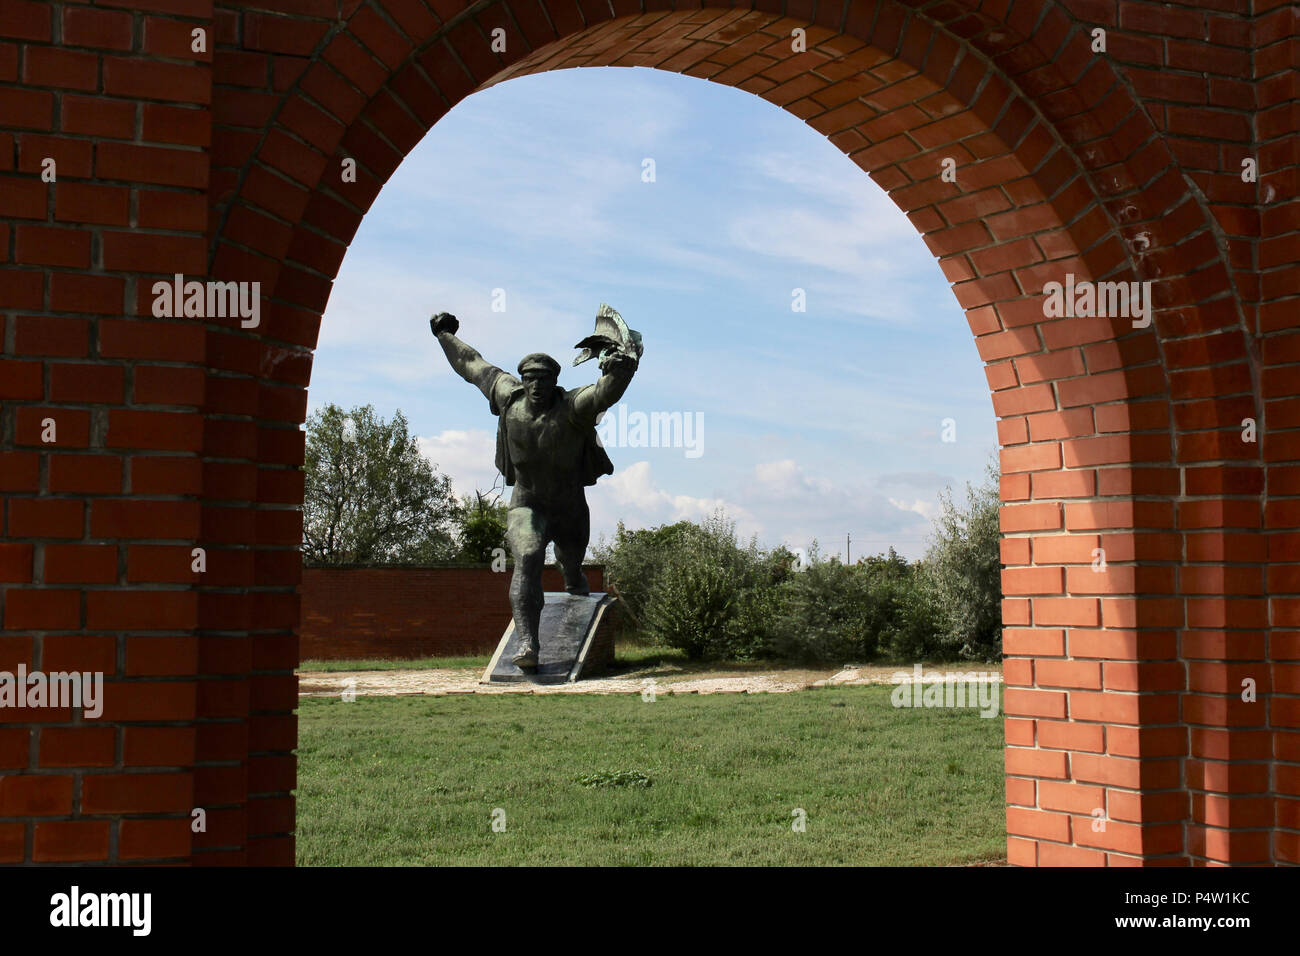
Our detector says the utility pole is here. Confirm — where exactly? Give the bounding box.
[846,532,851,565]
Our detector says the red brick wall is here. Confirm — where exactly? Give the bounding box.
[299,565,606,659]
[0,0,1296,866]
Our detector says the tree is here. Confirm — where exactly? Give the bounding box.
[921,454,1002,661]
[454,490,509,563]
[302,403,460,566]
[593,519,705,625]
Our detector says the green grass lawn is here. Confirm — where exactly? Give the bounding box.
[299,654,493,672]
[296,684,1005,866]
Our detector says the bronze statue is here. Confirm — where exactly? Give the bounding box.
[430,306,641,668]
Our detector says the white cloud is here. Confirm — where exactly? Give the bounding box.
[320,261,586,355]
[414,435,957,561]
[737,458,938,559]
[888,497,940,521]
[753,458,833,496]
[417,429,501,501]
[584,460,763,549]
[742,150,915,234]
[727,207,898,276]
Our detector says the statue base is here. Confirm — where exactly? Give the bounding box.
[482,592,617,684]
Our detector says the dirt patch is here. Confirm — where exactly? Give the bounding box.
[297,661,1003,698]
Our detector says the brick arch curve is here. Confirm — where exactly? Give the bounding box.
[0,0,1289,866]
[203,0,1258,865]
[219,0,1252,367]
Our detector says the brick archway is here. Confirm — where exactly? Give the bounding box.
[1,0,1294,865]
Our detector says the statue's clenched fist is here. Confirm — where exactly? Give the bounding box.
[430,312,459,337]
[599,349,638,375]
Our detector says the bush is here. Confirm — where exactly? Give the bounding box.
[764,547,938,664]
[858,548,979,662]
[878,581,944,661]
[718,547,798,661]
[769,557,878,664]
[922,457,1002,662]
[593,458,1003,666]
[640,541,740,660]
[639,512,764,659]
[600,511,781,660]
[592,520,702,627]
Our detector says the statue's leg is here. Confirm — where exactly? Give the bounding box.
[506,506,546,667]
[552,497,591,596]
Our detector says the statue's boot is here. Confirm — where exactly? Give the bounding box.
[563,568,590,597]
[512,634,540,668]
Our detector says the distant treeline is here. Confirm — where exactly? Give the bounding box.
[593,464,1001,664]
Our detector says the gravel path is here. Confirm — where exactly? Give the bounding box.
[297,663,1003,698]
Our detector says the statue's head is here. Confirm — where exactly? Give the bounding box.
[518,353,561,408]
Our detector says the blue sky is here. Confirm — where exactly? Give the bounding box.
[309,66,996,561]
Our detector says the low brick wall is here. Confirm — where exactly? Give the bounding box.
[299,565,606,660]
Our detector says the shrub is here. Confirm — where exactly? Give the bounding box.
[592,520,703,627]
[634,511,774,659]
[640,539,740,659]
[922,457,1002,662]
[599,511,784,660]
[576,769,652,789]
[765,546,951,664]
[718,547,798,660]
[593,463,1004,666]
[769,557,878,664]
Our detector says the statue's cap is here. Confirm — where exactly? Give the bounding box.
[518,353,561,378]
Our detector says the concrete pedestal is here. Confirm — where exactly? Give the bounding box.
[482,592,617,684]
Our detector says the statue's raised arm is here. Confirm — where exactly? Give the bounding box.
[430,312,513,405]
[571,349,638,425]
[570,303,643,426]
